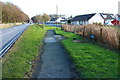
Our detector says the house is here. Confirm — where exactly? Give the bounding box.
[47,17,66,24]
[111,14,120,26]
[47,18,57,24]
[111,19,119,26]
[60,19,67,24]
[71,13,115,25]
[49,14,66,18]
[116,14,120,21]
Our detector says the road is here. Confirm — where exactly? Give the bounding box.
[0,23,31,57]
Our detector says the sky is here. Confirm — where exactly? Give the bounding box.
[0,0,120,18]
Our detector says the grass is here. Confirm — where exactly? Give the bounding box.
[109,26,120,33]
[2,24,56,78]
[55,29,119,78]
[0,23,22,29]
[0,25,12,29]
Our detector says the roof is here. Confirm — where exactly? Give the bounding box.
[71,13,96,21]
[117,15,120,21]
[99,13,115,20]
[111,19,119,25]
[50,18,57,21]
[71,13,115,21]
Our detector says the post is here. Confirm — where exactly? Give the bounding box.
[56,4,58,28]
[99,27,102,44]
[118,32,120,51]
[74,26,76,33]
[90,27,92,40]
[83,26,85,37]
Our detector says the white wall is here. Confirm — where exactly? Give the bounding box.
[105,19,114,25]
[72,21,89,25]
[72,21,79,25]
[89,13,104,25]
[56,17,64,22]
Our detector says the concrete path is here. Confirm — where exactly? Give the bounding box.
[33,30,75,78]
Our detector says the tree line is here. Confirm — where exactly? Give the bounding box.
[31,13,50,23]
[0,1,29,23]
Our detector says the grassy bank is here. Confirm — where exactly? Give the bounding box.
[2,24,56,78]
[0,23,22,29]
[55,29,119,78]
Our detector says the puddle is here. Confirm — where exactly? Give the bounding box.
[54,35,67,40]
[73,40,85,43]
[44,37,57,43]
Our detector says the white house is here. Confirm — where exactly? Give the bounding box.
[47,17,66,24]
[115,14,120,21]
[71,13,115,25]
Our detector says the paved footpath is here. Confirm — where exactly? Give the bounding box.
[33,30,75,78]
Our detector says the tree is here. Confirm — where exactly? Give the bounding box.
[41,13,50,22]
[31,13,50,23]
[1,2,29,23]
[31,15,41,23]
[0,1,2,23]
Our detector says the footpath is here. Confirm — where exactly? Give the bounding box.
[32,30,75,78]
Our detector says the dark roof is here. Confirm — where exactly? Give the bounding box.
[50,18,57,21]
[71,13,96,21]
[117,15,120,18]
[118,15,120,17]
[60,19,67,22]
[117,15,120,21]
[99,13,115,20]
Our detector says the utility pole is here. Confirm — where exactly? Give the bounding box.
[56,4,58,27]
[118,1,120,15]
[56,4,58,18]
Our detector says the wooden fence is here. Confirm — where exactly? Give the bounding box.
[62,24,120,50]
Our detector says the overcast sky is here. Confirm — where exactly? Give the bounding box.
[1,0,120,18]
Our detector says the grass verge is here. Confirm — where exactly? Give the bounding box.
[0,23,22,29]
[0,25,12,29]
[55,29,119,78]
[2,24,56,78]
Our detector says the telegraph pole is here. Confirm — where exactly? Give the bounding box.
[56,4,58,27]
[56,4,58,18]
[118,1,120,15]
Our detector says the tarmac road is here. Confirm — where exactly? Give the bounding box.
[0,23,31,56]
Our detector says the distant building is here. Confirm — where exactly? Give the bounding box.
[71,13,115,25]
[48,18,57,24]
[49,14,66,18]
[47,17,67,24]
[111,1,120,26]
[116,14,120,21]
[112,14,120,26]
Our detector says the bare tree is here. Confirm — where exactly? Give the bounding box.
[41,13,50,22]
[31,13,50,23]
[0,1,2,23]
[1,2,29,23]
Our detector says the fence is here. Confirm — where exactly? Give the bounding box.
[62,24,120,50]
